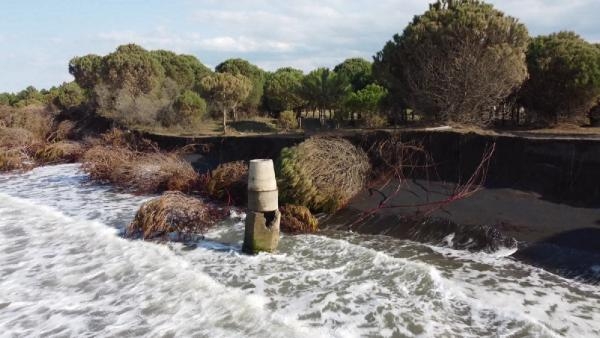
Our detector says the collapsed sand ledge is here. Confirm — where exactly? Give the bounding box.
[146,129,600,206]
[145,130,600,283]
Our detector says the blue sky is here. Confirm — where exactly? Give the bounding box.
[1,0,598,92]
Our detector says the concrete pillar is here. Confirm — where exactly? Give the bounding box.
[242,159,280,254]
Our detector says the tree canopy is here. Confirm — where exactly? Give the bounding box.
[69,54,103,91]
[199,73,252,130]
[150,50,212,91]
[53,82,86,110]
[519,31,600,122]
[102,44,165,96]
[334,58,373,91]
[374,0,529,123]
[158,89,207,128]
[344,84,387,115]
[215,58,265,113]
[301,68,350,115]
[264,67,306,113]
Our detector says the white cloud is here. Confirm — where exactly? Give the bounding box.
[97,28,294,54]
[196,36,294,52]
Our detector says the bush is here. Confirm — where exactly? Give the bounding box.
[126,191,224,240]
[277,110,298,130]
[81,145,134,182]
[35,141,84,164]
[363,114,387,128]
[0,148,30,172]
[206,161,248,205]
[280,204,318,234]
[112,153,199,193]
[0,105,53,140]
[99,128,157,152]
[0,127,40,149]
[54,120,76,141]
[276,137,371,213]
[81,145,198,194]
[54,82,86,109]
[158,90,207,128]
[0,127,42,172]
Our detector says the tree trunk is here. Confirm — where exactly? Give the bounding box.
[222,108,227,133]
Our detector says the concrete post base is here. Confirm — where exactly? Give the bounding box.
[242,210,281,254]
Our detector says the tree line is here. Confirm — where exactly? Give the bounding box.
[2,0,600,131]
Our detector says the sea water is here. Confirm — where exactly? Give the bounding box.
[0,164,598,337]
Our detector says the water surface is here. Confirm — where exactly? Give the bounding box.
[0,164,598,337]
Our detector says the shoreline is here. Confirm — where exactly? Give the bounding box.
[322,179,600,284]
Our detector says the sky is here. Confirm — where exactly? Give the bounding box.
[1,0,599,92]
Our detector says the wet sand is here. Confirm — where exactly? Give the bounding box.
[322,180,600,283]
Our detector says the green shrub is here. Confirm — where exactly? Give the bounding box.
[54,82,86,109]
[276,137,370,213]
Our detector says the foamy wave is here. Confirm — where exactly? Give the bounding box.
[0,194,326,337]
[0,164,599,337]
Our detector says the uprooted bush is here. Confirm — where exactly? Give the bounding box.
[280,204,318,234]
[277,137,371,213]
[53,120,76,141]
[0,128,42,172]
[81,145,199,194]
[96,128,158,152]
[0,104,54,140]
[35,141,84,164]
[206,161,248,205]
[126,191,225,240]
[0,148,32,172]
[0,127,41,149]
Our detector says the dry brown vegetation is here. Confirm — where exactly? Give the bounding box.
[277,137,371,213]
[280,204,318,234]
[0,148,32,172]
[81,145,134,181]
[126,191,225,240]
[81,146,199,194]
[52,120,76,141]
[0,104,54,140]
[0,128,41,172]
[81,129,199,194]
[0,127,41,149]
[35,141,85,164]
[206,161,248,205]
[0,105,86,171]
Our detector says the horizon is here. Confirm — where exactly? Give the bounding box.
[1,0,599,93]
